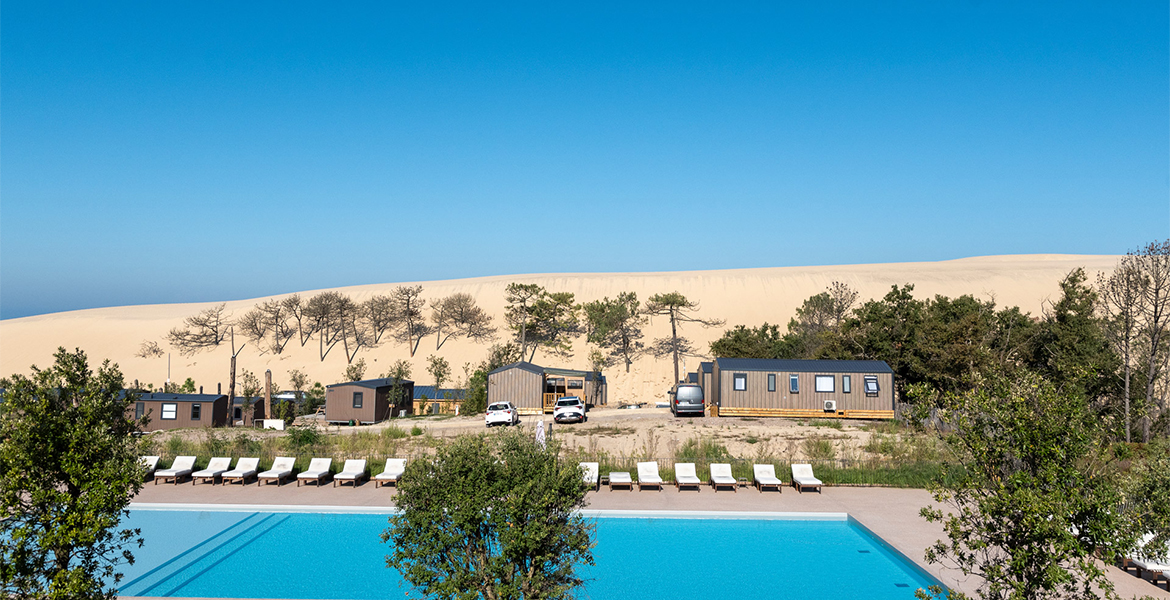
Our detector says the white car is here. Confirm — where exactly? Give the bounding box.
[552,396,586,424]
[485,402,519,427]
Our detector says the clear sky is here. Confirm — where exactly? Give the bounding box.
[2,2,1167,319]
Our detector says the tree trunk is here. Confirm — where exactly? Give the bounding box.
[227,354,237,427]
[264,370,272,423]
[670,309,680,386]
[1124,361,1131,443]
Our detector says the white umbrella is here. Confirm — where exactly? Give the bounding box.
[535,419,546,449]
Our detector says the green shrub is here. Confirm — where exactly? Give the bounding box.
[384,425,409,439]
[411,425,424,437]
[803,436,837,460]
[676,436,732,462]
[286,422,322,450]
[808,419,843,430]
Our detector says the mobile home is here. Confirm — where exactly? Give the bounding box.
[130,392,229,431]
[325,378,415,424]
[703,358,894,419]
[487,362,607,415]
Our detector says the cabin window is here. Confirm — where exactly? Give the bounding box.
[733,373,747,392]
[190,403,201,420]
[234,407,242,419]
[789,375,799,393]
[353,392,364,409]
[767,374,776,392]
[842,375,851,394]
[864,376,880,396]
[568,380,584,389]
[815,375,835,393]
[161,403,177,420]
[135,402,145,419]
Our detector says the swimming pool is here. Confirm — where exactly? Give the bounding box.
[118,506,940,599]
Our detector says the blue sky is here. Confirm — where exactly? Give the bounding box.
[2,2,1167,319]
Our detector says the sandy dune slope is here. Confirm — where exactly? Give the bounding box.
[0,254,1119,403]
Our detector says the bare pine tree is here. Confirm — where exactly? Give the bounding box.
[365,294,396,344]
[1099,259,1144,443]
[391,286,433,357]
[643,292,724,385]
[338,295,374,364]
[167,304,231,356]
[1133,240,1170,442]
[306,292,345,361]
[431,293,496,350]
[283,294,321,347]
[134,340,165,358]
[504,283,544,360]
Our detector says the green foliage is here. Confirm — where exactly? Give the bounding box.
[582,292,645,372]
[285,422,322,451]
[1124,440,1170,561]
[300,382,326,416]
[343,358,367,382]
[807,418,843,430]
[708,323,786,359]
[383,425,409,440]
[383,430,594,600]
[426,355,451,390]
[802,436,837,460]
[917,369,1133,600]
[1028,268,1119,403]
[461,368,489,415]
[178,377,196,393]
[0,348,145,599]
[675,436,732,462]
[410,425,424,437]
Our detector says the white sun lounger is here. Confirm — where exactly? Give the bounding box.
[140,456,160,480]
[609,471,633,491]
[791,463,823,493]
[154,456,196,485]
[637,462,664,491]
[1129,538,1170,589]
[222,458,260,485]
[753,464,783,492]
[297,458,333,486]
[675,463,701,492]
[374,458,407,488]
[710,463,737,492]
[192,457,232,485]
[334,459,367,487]
[258,457,296,486]
[580,462,599,491]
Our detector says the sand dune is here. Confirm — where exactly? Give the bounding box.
[0,254,1120,403]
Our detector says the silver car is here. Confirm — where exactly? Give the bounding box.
[671,384,704,417]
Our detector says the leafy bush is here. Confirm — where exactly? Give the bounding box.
[411,426,424,437]
[676,436,732,462]
[802,436,837,460]
[286,422,322,450]
[383,425,408,440]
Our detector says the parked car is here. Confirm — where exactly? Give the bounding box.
[552,396,586,424]
[671,383,705,417]
[485,402,519,427]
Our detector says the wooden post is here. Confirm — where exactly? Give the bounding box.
[264,369,273,423]
[228,355,237,426]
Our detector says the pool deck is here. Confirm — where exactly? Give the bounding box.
[127,482,1170,600]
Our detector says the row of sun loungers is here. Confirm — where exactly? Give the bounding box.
[578,461,824,493]
[1123,534,1170,591]
[143,455,824,493]
[141,456,407,488]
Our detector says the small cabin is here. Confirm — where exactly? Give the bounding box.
[130,392,229,431]
[413,386,466,415]
[699,358,895,419]
[486,362,607,415]
[325,378,415,424]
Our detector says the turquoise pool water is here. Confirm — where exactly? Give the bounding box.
[117,509,939,599]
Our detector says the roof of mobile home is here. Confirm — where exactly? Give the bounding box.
[326,378,415,390]
[713,358,894,373]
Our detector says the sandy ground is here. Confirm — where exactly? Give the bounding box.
[1,254,1120,406]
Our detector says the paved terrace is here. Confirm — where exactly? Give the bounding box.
[129,482,1170,600]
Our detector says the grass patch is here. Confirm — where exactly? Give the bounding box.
[808,419,843,430]
[410,426,424,436]
[802,436,837,460]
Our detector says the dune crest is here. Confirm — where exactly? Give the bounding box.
[0,254,1120,403]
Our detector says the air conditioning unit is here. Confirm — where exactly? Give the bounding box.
[823,400,837,412]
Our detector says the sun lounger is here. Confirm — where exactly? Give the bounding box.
[374,458,407,488]
[154,456,196,485]
[258,457,296,486]
[609,471,633,491]
[709,463,737,492]
[192,457,232,485]
[580,462,599,491]
[222,458,260,485]
[140,456,160,480]
[1129,538,1170,590]
[753,464,783,492]
[334,459,368,487]
[636,462,664,491]
[297,458,333,486]
[791,463,823,493]
[675,463,701,492]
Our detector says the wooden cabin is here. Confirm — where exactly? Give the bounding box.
[325,378,415,424]
[130,392,229,431]
[487,362,607,415]
[413,386,466,415]
[705,358,894,419]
